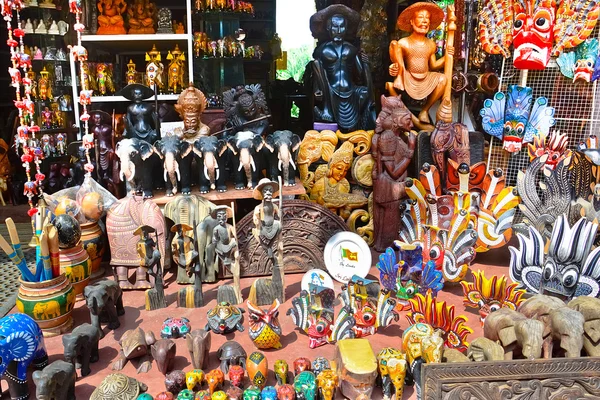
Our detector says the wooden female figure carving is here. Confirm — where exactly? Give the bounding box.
[211,205,242,304]
[372,95,416,252]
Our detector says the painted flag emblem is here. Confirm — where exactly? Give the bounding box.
[341,248,358,261]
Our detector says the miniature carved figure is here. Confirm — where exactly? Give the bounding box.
[167,45,186,94]
[96,63,115,95]
[131,224,157,291]
[402,323,443,399]
[307,4,375,131]
[277,385,295,400]
[377,348,406,400]
[0,314,48,400]
[165,370,186,395]
[206,368,225,394]
[97,0,127,34]
[91,373,148,399]
[38,67,52,100]
[206,301,245,334]
[558,39,600,83]
[126,59,138,85]
[33,360,76,400]
[113,328,157,373]
[223,84,270,137]
[120,83,159,143]
[372,95,415,251]
[170,223,197,284]
[294,371,316,400]
[128,0,156,34]
[483,308,544,360]
[217,341,247,373]
[467,337,505,361]
[145,45,164,91]
[157,8,172,33]
[274,360,289,385]
[264,130,301,186]
[140,225,167,310]
[247,352,268,389]
[210,206,242,303]
[227,131,265,190]
[388,2,454,125]
[243,386,261,400]
[84,279,125,338]
[153,135,192,196]
[186,329,211,370]
[152,339,176,375]
[185,369,204,391]
[312,358,330,378]
[161,317,191,339]
[228,365,244,388]
[247,299,282,349]
[91,110,121,196]
[62,323,100,377]
[316,369,338,400]
[294,357,311,376]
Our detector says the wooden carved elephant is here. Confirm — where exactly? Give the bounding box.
[569,296,600,357]
[402,323,443,400]
[377,347,405,400]
[467,337,504,361]
[484,307,544,360]
[33,300,61,320]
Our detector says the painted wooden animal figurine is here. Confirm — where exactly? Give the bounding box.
[165,370,186,394]
[377,347,406,400]
[484,307,544,360]
[176,389,194,399]
[569,296,600,356]
[261,386,277,400]
[194,391,210,400]
[217,341,247,373]
[228,364,245,388]
[212,391,229,400]
[161,317,192,339]
[294,371,317,400]
[91,373,148,399]
[62,323,100,377]
[277,384,295,400]
[152,339,177,375]
[227,386,243,399]
[402,323,443,400]
[186,369,204,391]
[274,359,289,385]
[206,368,225,394]
[243,386,261,400]
[293,357,311,376]
[156,392,175,400]
[187,329,211,370]
[316,369,338,400]
[206,302,245,334]
[33,360,76,400]
[84,279,125,338]
[246,351,268,389]
[467,337,505,361]
[0,314,48,400]
[113,328,157,373]
[247,299,282,349]
[312,357,330,377]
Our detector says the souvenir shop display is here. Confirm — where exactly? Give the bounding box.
[557,39,600,83]
[33,360,76,400]
[324,232,371,283]
[186,328,211,369]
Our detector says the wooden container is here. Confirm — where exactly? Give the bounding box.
[55,243,92,300]
[81,221,106,280]
[334,339,378,399]
[16,274,75,337]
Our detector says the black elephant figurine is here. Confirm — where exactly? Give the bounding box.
[264,130,301,186]
[32,360,76,400]
[83,279,125,338]
[153,135,193,196]
[193,136,228,193]
[226,131,265,190]
[62,323,101,377]
[115,137,156,198]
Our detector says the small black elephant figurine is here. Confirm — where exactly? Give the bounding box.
[193,136,228,193]
[264,130,301,186]
[83,279,125,338]
[154,135,193,196]
[62,323,101,377]
[115,137,155,198]
[227,131,265,190]
[32,360,76,400]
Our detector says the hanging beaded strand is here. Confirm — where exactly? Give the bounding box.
[3,0,42,224]
[69,0,95,177]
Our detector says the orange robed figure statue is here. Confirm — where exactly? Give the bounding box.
[388,2,456,126]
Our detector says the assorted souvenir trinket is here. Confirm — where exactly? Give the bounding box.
[162,317,192,339]
[247,299,282,349]
[206,301,245,334]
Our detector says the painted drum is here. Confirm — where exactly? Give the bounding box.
[16,273,75,336]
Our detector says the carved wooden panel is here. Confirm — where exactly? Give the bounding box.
[422,358,600,400]
[224,199,349,278]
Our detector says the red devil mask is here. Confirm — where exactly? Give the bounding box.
[512,0,556,69]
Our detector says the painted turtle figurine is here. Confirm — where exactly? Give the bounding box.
[206,302,245,334]
[162,317,192,339]
[113,328,157,373]
[217,341,247,373]
[90,373,148,400]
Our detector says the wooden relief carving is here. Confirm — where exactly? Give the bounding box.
[422,358,600,400]
[227,200,349,277]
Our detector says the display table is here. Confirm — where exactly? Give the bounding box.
[21,247,512,399]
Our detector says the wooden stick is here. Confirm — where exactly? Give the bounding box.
[47,225,59,278]
[6,218,24,262]
[0,232,35,281]
[436,5,458,123]
[39,230,52,281]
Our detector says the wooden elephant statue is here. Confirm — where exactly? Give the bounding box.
[402,323,443,400]
[151,339,176,375]
[83,279,125,338]
[33,300,61,320]
[467,337,504,361]
[569,296,600,356]
[377,347,406,400]
[62,323,100,377]
[484,307,544,360]
[186,329,211,370]
[33,360,76,400]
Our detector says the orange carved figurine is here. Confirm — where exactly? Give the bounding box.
[205,368,224,395]
[388,2,455,127]
[128,0,157,34]
[247,351,268,389]
[97,0,127,35]
[126,59,138,85]
[166,45,185,94]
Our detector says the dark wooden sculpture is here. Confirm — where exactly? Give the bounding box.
[187,329,211,370]
[177,222,203,308]
[235,200,349,277]
[151,339,176,375]
[90,110,121,197]
[33,360,76,400]
[137,225,167,311]
[430,122,470,185]
[371,95,416,252]
[83,279,125,338]
[223,84,270,137]
[62,323,100,377]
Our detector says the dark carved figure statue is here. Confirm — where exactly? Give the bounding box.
[223,84,270,137]
[120,84,159,144]
[90,110,121,197]
[307,4,376,131]
[372,95,415,252]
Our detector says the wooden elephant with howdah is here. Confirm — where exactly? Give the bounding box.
[187,329,211,370]
[62,323,100,377]
[518,294,585,358]
[484,307,544,360]
[83,279,125,338]
[569,296,600,356]
[33,360,76,400]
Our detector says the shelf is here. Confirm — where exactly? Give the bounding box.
[90,94,180,103]
[82,33,189,42]
[81,33,189,52]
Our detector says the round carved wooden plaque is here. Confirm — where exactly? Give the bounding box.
[231,199,349,277]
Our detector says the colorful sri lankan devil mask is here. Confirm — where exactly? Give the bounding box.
[460,270,526,325]
[527,130,571,172]
[557,39,600,83]
[512,0,556,69]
